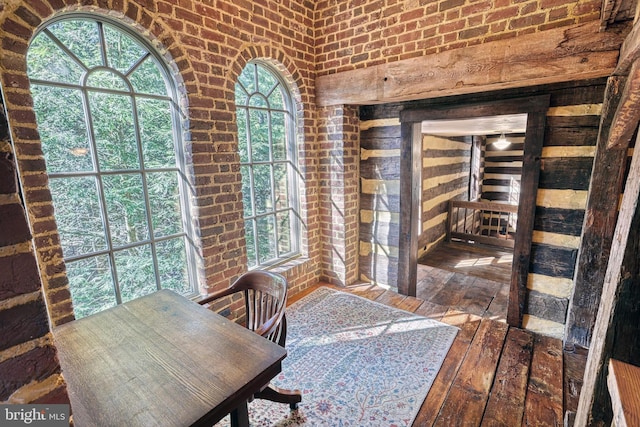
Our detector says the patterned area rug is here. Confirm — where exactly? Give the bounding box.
[217,287,458,427]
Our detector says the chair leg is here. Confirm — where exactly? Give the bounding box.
[254,384,302,410]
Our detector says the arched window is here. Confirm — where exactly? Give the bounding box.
[27,15,199,318]
[235,62,300,268]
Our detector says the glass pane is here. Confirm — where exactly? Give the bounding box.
[256,65,278,94]
[268,86,285,110]
[249,109,270,162]
[86,69,128,91]
[257,215,276,264]
[31,85,93,173]
[48,19,102,69]
[129,57,167,95]
[50,177,107,257]
[271,111,286,161]
[147,171,182,238]
[274,163,289,210]
[103,174,149,246]
[240,165,253,217]
[104,23,147,74]
[156,238,190,294]
[67,255,116,319]
[27,32,84,84]
[138,98,175,168]
[235,81,248,106]
[237,64,256,94]
[277,210,292,254]
[248,94,268,109]
[114,244,157,302]
[253,164,273,215]
[237,108,249,163]
[245,220,257,269]
[89,92,140,171]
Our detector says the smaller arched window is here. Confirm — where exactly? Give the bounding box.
[27,15,199,318]
[235,62,301,268]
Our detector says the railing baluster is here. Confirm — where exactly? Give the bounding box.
[447,200,517,248]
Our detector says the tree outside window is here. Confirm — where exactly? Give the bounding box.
[235,62,300,268]
[27,15,199,318]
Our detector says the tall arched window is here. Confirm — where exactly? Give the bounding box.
[235,62,300,268]
[27,15,199,318]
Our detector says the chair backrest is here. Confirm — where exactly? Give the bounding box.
[230,271,288,347]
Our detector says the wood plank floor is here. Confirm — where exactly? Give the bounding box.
[293,283,561,426]
[292,276,586,426]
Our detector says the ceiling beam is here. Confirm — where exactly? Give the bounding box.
[316,21,629,106]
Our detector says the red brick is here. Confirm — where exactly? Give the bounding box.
[2,18,31,40]
[15,6,41,27]
[32,385,70,405]
[0,297,49,351]
[509,12,547,29]
[0,151,17,194]
[0,345,60,400]
[0,203,31,246]
[460,25,489,39]
[439,0,465,12]
[0,252,41,299]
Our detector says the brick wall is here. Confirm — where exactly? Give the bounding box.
[0,0,323,328]
[317,105,360,286]
[0,88,69,405]
[314,0,601,76]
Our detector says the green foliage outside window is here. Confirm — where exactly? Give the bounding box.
[235,63,300,268]
[27,16,196,318]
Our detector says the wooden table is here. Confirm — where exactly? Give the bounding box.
[54,289,287,427]
[608,359,640,427]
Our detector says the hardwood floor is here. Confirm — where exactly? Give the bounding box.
[292,276,587,426]
[418,241,513,285]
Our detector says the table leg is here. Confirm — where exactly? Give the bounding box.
[230,400,249,427]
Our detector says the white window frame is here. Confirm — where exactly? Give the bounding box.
[235,61,301,268]
[27,14,199,317]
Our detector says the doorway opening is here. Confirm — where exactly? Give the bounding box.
[397,96,550,327]
[415,115,525,318]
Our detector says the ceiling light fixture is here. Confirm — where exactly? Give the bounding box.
[493,133,511,150]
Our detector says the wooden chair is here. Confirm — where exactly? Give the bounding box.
[199,270,302,409]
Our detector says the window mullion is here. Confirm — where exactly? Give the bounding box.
[131,95,162,291]
[83,87,122,305]
[97,22,109,68]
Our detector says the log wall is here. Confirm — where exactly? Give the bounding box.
[524,100,603,338]
[419,135,472,257]
[358,80,626,338]
[359,116,402,287]
[482,134,524,204]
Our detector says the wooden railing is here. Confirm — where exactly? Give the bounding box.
[447,200,518,249]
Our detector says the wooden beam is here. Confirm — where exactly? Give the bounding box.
[607,61,640,148]
[316,21,627,106]
[613,18,640,75]
[564,75,629,348]
[575,130,640,426]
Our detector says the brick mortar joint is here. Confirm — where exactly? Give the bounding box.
[7,373,66,405]
[0,242,33,258]
[0,193,21,206]
[0,333,52,365]
[0,289,41,312]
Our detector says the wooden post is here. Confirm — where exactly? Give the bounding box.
[507,107,547,326]
[564,76,629,348]
[575,130,640,426]
[397,121,421,296]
